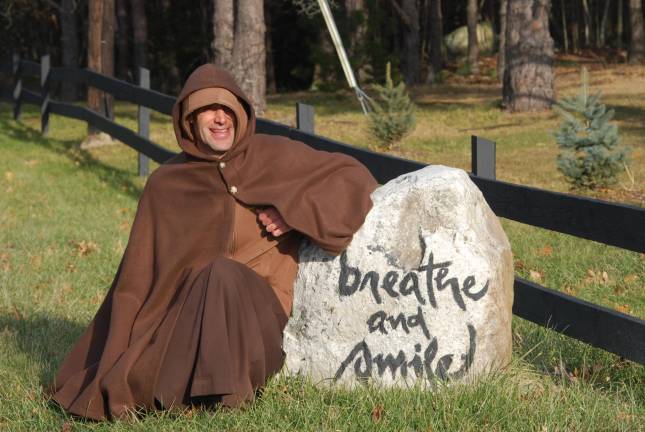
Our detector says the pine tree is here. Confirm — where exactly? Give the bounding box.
[554,68,630,189]
[368,62,416,150]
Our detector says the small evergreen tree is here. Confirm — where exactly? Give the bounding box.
[554,68,630,189]
[368,62,416,150]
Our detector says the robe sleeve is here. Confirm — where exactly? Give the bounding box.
[238,136,378,256]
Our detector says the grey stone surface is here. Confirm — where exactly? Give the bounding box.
[283,165,514,387]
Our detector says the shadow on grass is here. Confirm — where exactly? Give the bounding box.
[512,317,644,398]
[0,115,143,200]
[612,102,645,136]
[0,311,85,386]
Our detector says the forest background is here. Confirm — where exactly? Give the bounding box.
[3,0,645,111]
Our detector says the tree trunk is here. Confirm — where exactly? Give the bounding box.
[401,0,421,84]
[617,0,624,50]
[88,0,104,133]
[212,0,266,114]
[497,0,508,81]
[116,0,129,80]
[60,0,79,101]
[503,0,555,112]
[212,0,234,70]
[581,0,591,46]
[102,0,116,120]
[427,0,443,82]
[467,0,479,74]
[560,0,568,53]
[628,0,645,62]
[599,0,611,47]
[345,0,368,80]
[572,0,580,52]
[265,2,276,94]
[131,0,148,71]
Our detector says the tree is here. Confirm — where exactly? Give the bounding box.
[555,68,629,189]
[87,0,115,141]
[467,0,479,74]
[427,0,443,82]
[345,0,368,76]
[87,0,104,127]
[502,0,555,112]
[58,0,80,100]
[116,0,129,80]
[212,0,266,114]
[497,0,508,81]
[368,62,416,149]
[617,0,624,50]
[102,0,116,119]
[131,0,148,71]
[389,0,421,84]
[628,0,645,62]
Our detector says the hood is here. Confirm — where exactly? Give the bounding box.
[172,64,256,162]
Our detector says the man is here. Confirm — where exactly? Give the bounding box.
[50,64,377,420]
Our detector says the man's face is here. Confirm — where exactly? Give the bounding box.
[193,103,236,152]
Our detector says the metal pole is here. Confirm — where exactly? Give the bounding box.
[471,135,496,180]
[138,67,150,177]
[41,54,50,135]
[316,0,371,114]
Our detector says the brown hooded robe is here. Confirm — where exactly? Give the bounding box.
[50,64,377,420]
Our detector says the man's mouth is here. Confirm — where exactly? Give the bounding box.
[209,127,231,137]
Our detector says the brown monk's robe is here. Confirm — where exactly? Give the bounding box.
[49,64,377,420]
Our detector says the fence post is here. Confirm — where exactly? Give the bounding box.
[296,102,314,134]
[471,135,496,180]
[40,54,50,135]
[12,53,22,121]
[138,67,150,177]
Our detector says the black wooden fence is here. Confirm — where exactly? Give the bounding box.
[2,55,644,365]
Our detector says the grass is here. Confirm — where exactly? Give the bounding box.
[0,61,643,430]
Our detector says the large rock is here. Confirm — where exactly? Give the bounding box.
[283,165,513,387]
[444,22,495,56]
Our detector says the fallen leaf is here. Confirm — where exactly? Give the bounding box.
[69,240,99,257]
[529,270,543,283]
[371,404,384,423]
[66,263,76,273]
[615,304,631,314]
[61,421,73,432]
[585,269,610,285]
[119,220,130,231]
[537,245,553,256]
[623,274,639,283]
[29,254,42,268]
[4,171,14,181]
[514,259,525,270]
[24,159,39,167]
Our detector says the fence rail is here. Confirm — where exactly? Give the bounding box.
[2,55,643,364]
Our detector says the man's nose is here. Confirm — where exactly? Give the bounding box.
[213,108,227,123]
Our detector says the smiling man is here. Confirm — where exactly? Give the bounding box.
[50,64,377,420]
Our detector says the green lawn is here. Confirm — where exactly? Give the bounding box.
[0,73,643,432]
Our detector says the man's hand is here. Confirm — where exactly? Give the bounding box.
[256,207,292,237]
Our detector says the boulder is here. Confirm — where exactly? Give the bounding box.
[283,165,513,387]
[444,22,495,56]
